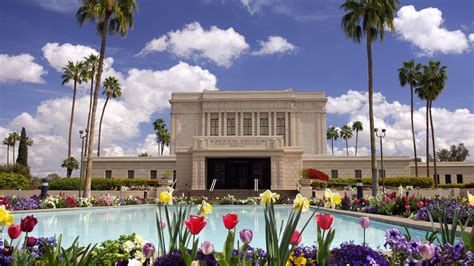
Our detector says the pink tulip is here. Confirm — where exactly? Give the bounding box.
[418,242,435,260]
[239,229,253,245]
[359,216,370,229]
[159,220,167,230]
[201,241,214,255]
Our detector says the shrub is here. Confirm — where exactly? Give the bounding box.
[0,164,31,181]
[48,178,161,190]
[302,168,329,182]
[327,176,433,188]
[439,183,474,189]
[0,173,29,189]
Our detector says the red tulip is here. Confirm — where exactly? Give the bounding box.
[290,230,302,246]
[2,246,13,256]
[417,201,424,208]
[20,215,38,233]
[405,205,411,210]
[223,213,239,230]
[316,213,334,230]
[184,215,207,235]
[26,236,37,247]
[355,199,360,204]
[8,225,21,240]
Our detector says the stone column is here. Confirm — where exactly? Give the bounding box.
[192,158,199,190]
[206,112,211,136]
[268,112,272,136]
[240,112,244,136]
[235,112,239,135]
[199,157,206,189]
[290,112,296,146]
[284,112,289,146]
[201,112,205,136]
[251,112,255,136]
[273,112,277,136]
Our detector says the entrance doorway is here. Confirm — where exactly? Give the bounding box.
[207,158,271,189]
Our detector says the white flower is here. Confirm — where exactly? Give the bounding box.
[135,252,146,263]
[127,259,143,266]
[123,240,135,253]
[134,235,144,246]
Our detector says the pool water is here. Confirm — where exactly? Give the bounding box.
[10,205,430,249]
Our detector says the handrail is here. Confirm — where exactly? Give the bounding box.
[254,179,259,192]
[210,179,217,192]
[171,179,177,188]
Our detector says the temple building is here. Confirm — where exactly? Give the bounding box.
[91,89,474,191]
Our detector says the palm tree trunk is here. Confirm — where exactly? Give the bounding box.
[429,99,438,187]
[97,97,109,157]
[66,80,77,178]
[425,99,430,178]
[366,31,378,196]
[161,141,165,155]
[12,143,16,165]
[84,16,109,198]
[85,72,95,158]
[410,85,418,177]
[345,139,349,156]
[331,138,334,155]
[355,131,359,156]
[6,145,9,166]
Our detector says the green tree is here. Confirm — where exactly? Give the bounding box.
[153,118,166,155]
[83,54,100,158]
[16,127,28,166]
[340,0,398,196]
[161,128,170,155]
[3,136,11,166]
[62,60,87,177]
[398,60,422,177]
[9,132,20,165]
[138,152,149,157]
[449,143,470,162]
[77,0,138,197]
[97,76,122,157]
[351,121,363,156]
[436,148,450,162]
[417,60,447,187]
[326,126,340,155]
[61,157,80,179]
[340,124,353,156]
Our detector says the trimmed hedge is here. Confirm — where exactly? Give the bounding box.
[49,178,161,190]
[439,183,474,189]
[0,173,29,189]
[0,164,31,181]
[312,176,434,189]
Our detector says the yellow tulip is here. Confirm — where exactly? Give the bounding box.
[197,200,213,216]
[294,256,307,266]
[324,189,341,209]
[293,194,310,213]
[5,214,14,226]
[260,190,279,205]
[159,191,173,205]
[468,192,474,207]
[0,206,13,226]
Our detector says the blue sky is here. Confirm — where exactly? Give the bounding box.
[0,0,473,176]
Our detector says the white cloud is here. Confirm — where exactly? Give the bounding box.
[394,5,473,56]
[0,54,46,83]
[4,43,217,176]
[327,90,474,161]
[252,36,297,56]
[42,42,98,72]
[240,0,271,15]
[469,33,474,43]
[138,22,249,67]
[32,0,79,13]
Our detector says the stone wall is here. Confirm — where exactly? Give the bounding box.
[90,156,176,179]
[411,162,474,184]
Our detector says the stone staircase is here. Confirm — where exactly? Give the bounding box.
[174,189,298,200]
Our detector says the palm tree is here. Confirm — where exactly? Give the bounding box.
[83,54,100,158]
[62,61,87,177]
[436,149,450,162]
[416,83,431,178]
[3,136,11,166]
[418,60,447,187]
[77,0,138,197]
[153,118,166,155]
[161,129,170,155]
[340,124,353,156]
[341,0,398,196]
[351,121,363,156]
[398,60,422,177]
[97,76,122,157]
[9,132,20,165]
[326,126,340,155]
[61,157,80,178]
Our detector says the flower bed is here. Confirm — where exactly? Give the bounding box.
[0,189,472,265]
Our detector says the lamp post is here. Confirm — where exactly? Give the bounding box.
[79,129,87,197]
[375,128,386,193]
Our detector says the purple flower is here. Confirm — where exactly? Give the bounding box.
[359,216,370,229]
[239,229,253,245]
[329,241,388,265]
[143,242,155,258]
[418,241,435,260]
[200,241,214,256]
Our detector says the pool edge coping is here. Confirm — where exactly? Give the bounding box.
[11,204,157,214]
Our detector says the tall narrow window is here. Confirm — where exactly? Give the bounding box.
[227,118,235,136]
[355,170,362,179]
[150,170,157,179]
[331,170,338,179]
[378,169,386,178]
[243,118,252,136]
[457,174,463,184]
[276,117,285,136]
[210,118,219,136]
[445,174,451,184]
[105,170,112,179]
[260,118,269,136]
[128,170,135,179]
